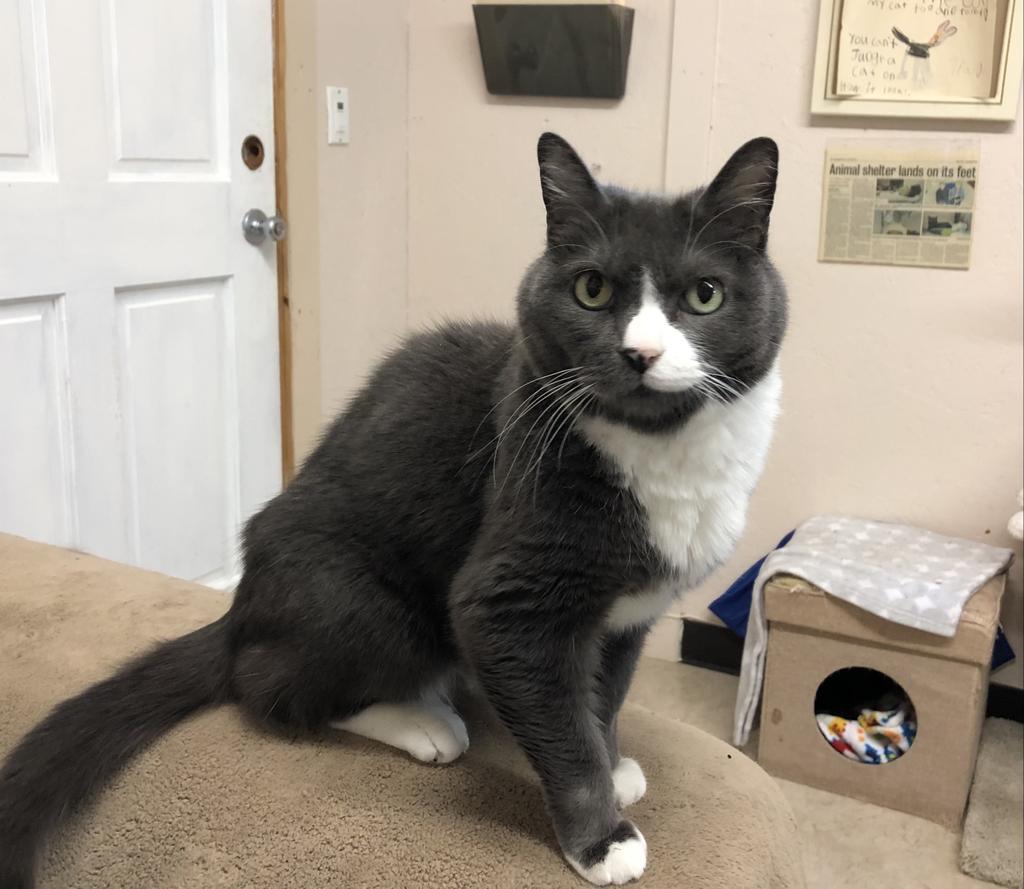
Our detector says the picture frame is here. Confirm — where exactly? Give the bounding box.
[810,0,1023,121]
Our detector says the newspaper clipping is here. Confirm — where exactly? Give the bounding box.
[819,141,979,270]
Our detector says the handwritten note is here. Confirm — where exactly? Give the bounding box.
[836,0,1001,99]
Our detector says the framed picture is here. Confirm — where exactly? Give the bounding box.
[811,0,1023,120]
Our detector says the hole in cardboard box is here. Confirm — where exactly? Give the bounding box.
[814,666,917,765]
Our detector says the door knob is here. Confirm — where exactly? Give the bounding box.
[242,209,287,245]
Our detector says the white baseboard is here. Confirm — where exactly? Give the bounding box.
[642,613,683,661]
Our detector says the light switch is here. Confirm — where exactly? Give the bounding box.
[326,86,350,145]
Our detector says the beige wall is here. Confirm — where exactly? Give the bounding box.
[282,0,410,463]
[285,1,1024,685]
[315,2,410,422]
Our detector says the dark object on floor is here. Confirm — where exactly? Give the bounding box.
[986,682,1024,723]
[680,618,745,676]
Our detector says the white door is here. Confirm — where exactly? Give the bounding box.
[0,0,281,587]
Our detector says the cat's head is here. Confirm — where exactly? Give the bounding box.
[516,133,787,431]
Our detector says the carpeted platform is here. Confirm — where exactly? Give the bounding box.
[0,533,804,888]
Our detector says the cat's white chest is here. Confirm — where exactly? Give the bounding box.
[582,368,781,630]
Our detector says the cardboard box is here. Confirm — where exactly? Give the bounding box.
[758,573,1005,828]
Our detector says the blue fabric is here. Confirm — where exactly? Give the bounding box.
[708,531,794,638]
[709,530,1016,670]
[993,625,1016,670]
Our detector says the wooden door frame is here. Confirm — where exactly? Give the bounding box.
[272,0,294,482]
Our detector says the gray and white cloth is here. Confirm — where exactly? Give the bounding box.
[734,514,1013,747]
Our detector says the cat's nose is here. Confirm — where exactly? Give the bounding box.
[620,347,662,373]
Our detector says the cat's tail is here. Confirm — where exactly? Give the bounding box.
[0,615,232,889]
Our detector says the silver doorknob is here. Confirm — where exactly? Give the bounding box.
[242,209,287,245]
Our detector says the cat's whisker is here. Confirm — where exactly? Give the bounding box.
[701,374,740,401]
[699,371,737,400]
[522,387,596,507]
[524,388,589,505]
[490,375,587,489]
[555,391,597,469]
[520,398,576,505]
[495,374,584,447]
[511,371,596,503]
[521,394,574,491]
[703,363,750,395]
[682,326,752,405]
[532,376,595,462]
[695,362,750,406]
[499,376,590,498]
[490,383,579,470]
[521,382,595,505]
[695,381,728,406]
[692,376,724,405]
[466,366,586,463]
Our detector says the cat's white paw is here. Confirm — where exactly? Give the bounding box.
[612,757,647,809]
[568,828,647,886]
[399,716,467,764]
[331,701,469,764]
[425,699,470,754]
[411,707,469,764]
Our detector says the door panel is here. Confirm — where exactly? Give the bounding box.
[0,0,55,178]
[116,278,239,581]
[106,0,225,175]
[0,0,280,586]
[0,294,74,545]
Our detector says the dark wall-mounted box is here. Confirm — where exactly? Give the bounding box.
[472,4,634,100]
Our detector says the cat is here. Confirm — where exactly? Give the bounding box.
[0,132,787,888]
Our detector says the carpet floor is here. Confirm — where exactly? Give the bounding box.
[960,718,1024,888]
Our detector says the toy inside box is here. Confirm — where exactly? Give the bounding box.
[758,573,1005,829]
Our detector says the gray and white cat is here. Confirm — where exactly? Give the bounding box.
[0,133,787,888]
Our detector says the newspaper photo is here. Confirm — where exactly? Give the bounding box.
[819,140,979,269]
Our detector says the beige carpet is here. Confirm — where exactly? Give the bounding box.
[0,533,804,888]
[960,718,1024,888]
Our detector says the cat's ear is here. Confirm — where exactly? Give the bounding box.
[537,133,604,249]
[700,137,779,251]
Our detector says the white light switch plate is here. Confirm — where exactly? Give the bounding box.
[326,86,349,145]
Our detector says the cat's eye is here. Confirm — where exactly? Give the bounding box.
[684,278,725,314]
[573,271,614,310]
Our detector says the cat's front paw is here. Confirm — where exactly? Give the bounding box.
[612,757,646,809]
[567,821,647,886]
